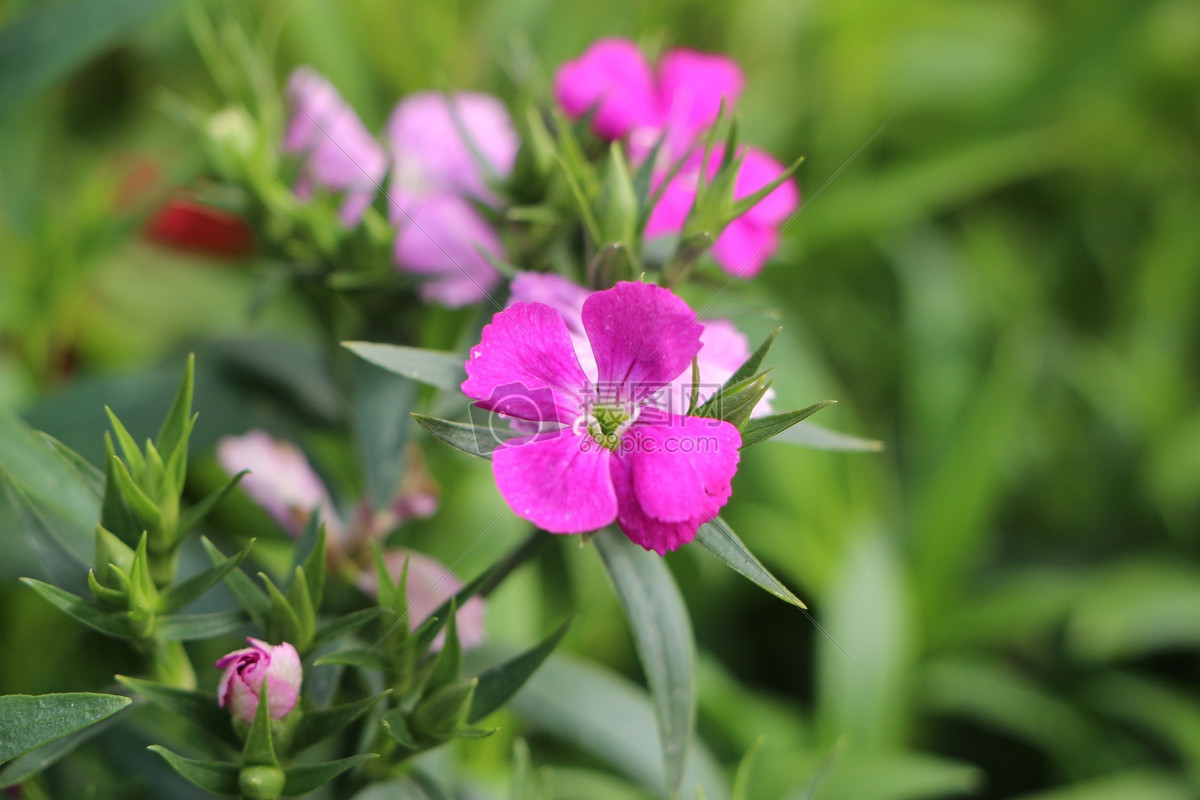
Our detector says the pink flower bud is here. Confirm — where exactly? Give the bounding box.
[215,638,302,725]
[357,549,486,651]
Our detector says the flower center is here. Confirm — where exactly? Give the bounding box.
[573,403,639,451]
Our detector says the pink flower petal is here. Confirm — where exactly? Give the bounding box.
[358,550,488,651]
[463,300,591,426]
[622,414,741,523]
[609,455,704,554]
[656,49,744,155]
[493,430,617,533]
[733,147,799,227]
[554,38,661,139]
[393,195,503,308]
[644,168,700,239]
[580,282,702,400]
[711,216,778,278]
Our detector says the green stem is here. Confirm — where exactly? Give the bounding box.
[151,638,197,690]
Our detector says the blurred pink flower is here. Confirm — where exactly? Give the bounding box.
[508,271,773,415]
[216,638,302,724]
[357,549,486,650]
[554,38,743,160]
[386,92,518,308]
[216,431,344,542]
[645,146,799,278]
[283,68,387,226]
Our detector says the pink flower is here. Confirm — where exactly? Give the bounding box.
[386,92,518,308]
[646,147,799,278]
[216,431,345,542]
[283,68,387,226]
[357,550,486,651]
[508,272,773,415]
[554,38,743,160]
[216,638,302,724]
[462,281,742,555]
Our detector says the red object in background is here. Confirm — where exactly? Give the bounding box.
[145,197,255,258]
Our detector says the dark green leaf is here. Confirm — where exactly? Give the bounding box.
[243,679,278,767]
[288,566,317,648]
[290,692,390,753]
[469,617,573,723]
[157,610,245,641]
[3,475,90,594]
[147,745,240,795]
[156,354,195,465]
[724,328,781,388]
[302,523,327,611]
[19,579,129,638]
[38,434,103,499]
[410,680,476,742]
[0,704,127,788]
[282,754,378,796]
[424,599,462,693]
[412,413,497,460]
[201,537,269,629]
[177,470,247,537]
[115,676,239,750]
[594,529,695,798]
[0,409,99,536]
[158,538,254,614]
[261,572,303,646]
[739,401,836,448]
[343,342,466,392]
[380,710,421,749]
[352,357,415,510]
[313,649,389,671]
[312,607,390,649]
[101,434,139,544]
[0,693,131,764]
[696,518,806,608]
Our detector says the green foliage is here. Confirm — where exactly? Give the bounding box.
[0,693,131,765]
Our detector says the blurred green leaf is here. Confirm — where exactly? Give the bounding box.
[1066,562,1200,661]
[343,341,466,392]
[116,676,239,750]
[353,357,416,510]
[0,693,131,765]
[469,616,573,723]
[157,538,254,614]
[766,421,885,453]
[282,755,378,795]
[695,517,805,608]
[19,578,129,638]
[156,610,245,641]
[290,692,389,754]
[740,401,836,448]
[595,529,696,799]
[148,745,240,795]
[0,410,99,537]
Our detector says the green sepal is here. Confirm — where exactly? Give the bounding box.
[177,470,248,538]
[287,565,316,650]
[239,765,285,800]
[159,538,255,615]
[281,754,378,796]
[201,537,270,629]
[100,433,139,543]
[157,610,245,641]
[109,456,161,529]
[242,679,278,767]
[104,407,145,484]
[739,401,836,448]
[20,578,129,639]
[597,142,639,249]
[410,679,477,744]
[260,573,304,648]
[311,607,389,650]
[93,524,134,588]
[116,675,241,750]
[289,691,390,753]
[148,745,240,795]
[469,617,573,723]
[87,570,126,608]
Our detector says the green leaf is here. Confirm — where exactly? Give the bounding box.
[101,434,139,543]
[290,692,390,753]
[352,357,415,510]
[730,737,763,800]
[38,434,103,499]
[177,470,248,537]
[202,536,270,629]
[725,328,781,388]
[0,704,126,788]
[109,456,162,528]
[343,342,466,392]
[302,523,327,611]
[0,693,131,765]
[157,610,245,641]
[469,617,573,724]
[313,649,389,671]
[412,413,501,460]
[424,598,462,693]
[147,745,240,795]
[288,565,317,649]
[242,680,278,767]
[695,518,805,608]
[768,421,885,452]
[0,409,100,537]
[282,754,378,796]
[411,565,496,654]
[594,529,695,798]
[3,475,90,593]
[158,538,255,614]
[19,579,129,638]
[156,354,195,466]
[105,407,146,484]
[696,374,774,429]
[739,402,836,448]
[410,680,477,743]
[370,540,397,612]
[261,573,304,646]
[115,676,240,750]
[311,607,390,649]
[728,155,804,219]
[380,710,421,750]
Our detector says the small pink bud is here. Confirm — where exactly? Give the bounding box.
[216,638,302,725]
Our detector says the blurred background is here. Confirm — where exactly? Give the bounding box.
[2,0,1199,798]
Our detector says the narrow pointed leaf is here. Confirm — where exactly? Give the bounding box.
[411,680,477,742]
[288,565,317,648]
[105,407,145,482]
[352,357,414,509]
[313,649,389,671]
[412,413,500,460]
[594,529,695,798]
[370,541,397,612]
[696,518,805,608]
[19,579,129,638]
[729,155,804,219]
[261,572,303,646]
[109,456,161,527]
[412,566,495,653]
[0,706,125,788]
[343,342,466,392]
[739,401,836,448]
[38,434,103,498]
[380,710,421,749]
[158,538,255,614]
[3,475,90,594]
[0,693,130,764]
[201,537,269,628]
[311,607,390,649]
[242,680,277,767]
[101,433,138,543]
[425,598,462,692]
[768,421,885,452]
[157,610,245,641]
[177,470,247,537]
[725,328,781,388]
[290,692,390,753]
[302,523,327,611]
[116,676,239,749]
[87,570,126,607]
[156,353,195,463]
[282,754,378,795]
[469,617,573,723]
[147,745,240,795]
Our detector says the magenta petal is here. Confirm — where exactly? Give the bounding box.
[734,147,799,226]
[462,300,590,426]
[581,282,702,400]
[493,430,617,533]
[393,195,503,308]
[656,49,744,154]
[711,217,777,278]
[610,455,702,555]
[644,168,699,239]
[623,415,741,523]
[554,38,661,139]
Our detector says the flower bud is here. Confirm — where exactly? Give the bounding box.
[239,765,286,800]
[216,638,302,725]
